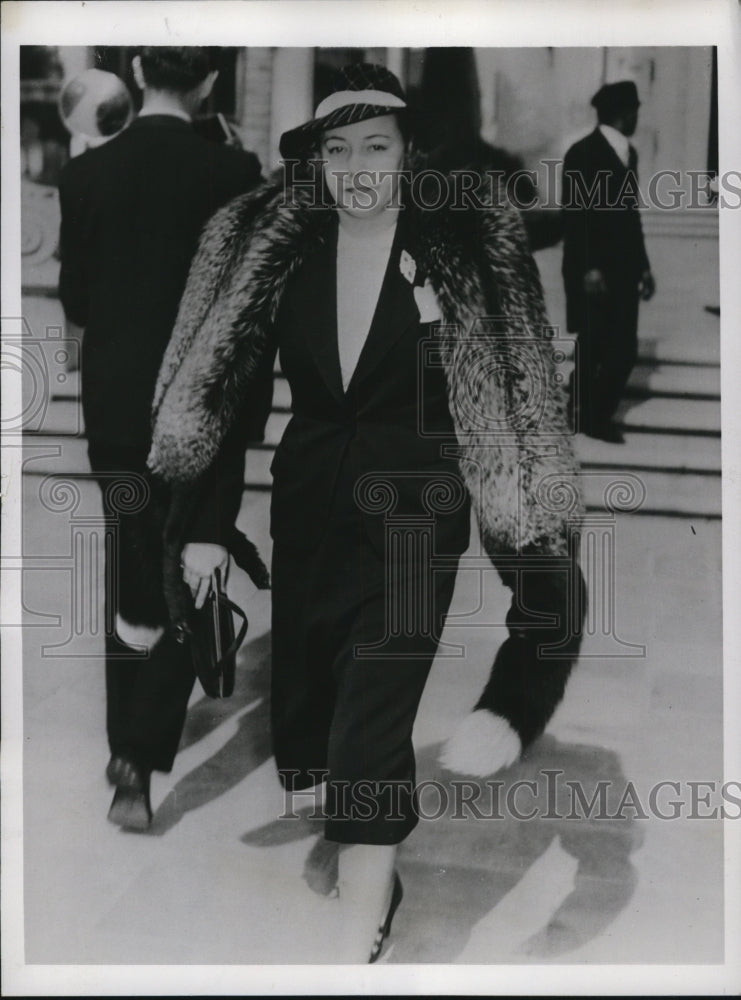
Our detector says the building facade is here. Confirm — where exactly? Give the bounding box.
[20,44,716,285]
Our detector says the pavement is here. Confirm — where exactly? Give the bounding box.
[18,481,724,968]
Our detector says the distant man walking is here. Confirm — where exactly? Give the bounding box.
[562,80,656,443]
[58,47,263,827]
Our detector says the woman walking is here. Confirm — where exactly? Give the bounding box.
[149,64,585,962]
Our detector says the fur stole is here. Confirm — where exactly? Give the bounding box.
[149,178,583,560]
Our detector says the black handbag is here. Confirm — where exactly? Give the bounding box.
[187,567,248,698]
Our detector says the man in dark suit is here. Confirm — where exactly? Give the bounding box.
[562,80,656,443]
[58,47,262,827]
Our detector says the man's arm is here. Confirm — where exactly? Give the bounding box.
[57,164,90,329]
[562,143,610,292]
[562,147,591,273]
[637,192,655,300]
[632,164,655,300]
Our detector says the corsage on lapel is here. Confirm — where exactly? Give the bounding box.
[400,249,443,323]
[400,249,417,285]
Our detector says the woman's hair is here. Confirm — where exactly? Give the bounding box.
[137,47,221,93]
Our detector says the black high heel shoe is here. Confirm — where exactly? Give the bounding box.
[368,872,403,963]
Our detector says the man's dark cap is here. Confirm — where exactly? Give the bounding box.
[591,80,641,117]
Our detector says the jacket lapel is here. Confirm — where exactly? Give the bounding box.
[299,215,345,404]
[345,210,420,393]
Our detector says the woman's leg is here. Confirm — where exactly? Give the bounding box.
[322,564,462,960]
[336,843,397,963]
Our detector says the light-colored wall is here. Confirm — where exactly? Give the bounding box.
[239,47,401,173]
[60,45,714,192]
[236,47,274,173]
[268,48,314,169]
[56,46,94,82]
[474,46,713,195]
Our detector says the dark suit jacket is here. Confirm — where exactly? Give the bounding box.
[561,127,650,331]
[58,114,262,449]
[268,210,471,560]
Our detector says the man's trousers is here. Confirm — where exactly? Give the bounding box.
[88,441,195,774]
[572,282,640,433]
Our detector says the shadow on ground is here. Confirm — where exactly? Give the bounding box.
[239,733,643,963]
[147,631,272,836]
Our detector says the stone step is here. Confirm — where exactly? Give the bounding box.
[615,397,720,436]
[635,336,720,367]
[626,363,719,400]
[50,369,81,400]
[23,432,721,484]
[29,387,293,439]
[581,468,721,518]
[25,398,84,438]
[263,411,291,447]
[272,376,291,411]
[20,436,91,477]
[575,431,721,474]
[20,438,274,488]
[244,447,273,490]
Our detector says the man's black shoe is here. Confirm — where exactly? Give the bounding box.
[106,754,146,792]
[108,782,153,831]
[106,755,153,829]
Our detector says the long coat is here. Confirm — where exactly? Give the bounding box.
[58,114,263,450]
[148,175,586,771]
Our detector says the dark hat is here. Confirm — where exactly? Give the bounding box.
[279,63,407,160]
[591,80,641,117]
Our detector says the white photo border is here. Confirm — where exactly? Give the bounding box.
[2,0,740,995]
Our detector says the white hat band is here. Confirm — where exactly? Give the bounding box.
[315,89,407,118]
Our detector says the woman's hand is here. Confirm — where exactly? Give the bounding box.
[181,542,229,610]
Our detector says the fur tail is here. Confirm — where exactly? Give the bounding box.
[228,527,271,590]
[440,635,577,776]
[441,557,587,777]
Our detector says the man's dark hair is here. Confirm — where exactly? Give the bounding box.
[138,47,221,92]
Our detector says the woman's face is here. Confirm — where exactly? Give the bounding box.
[320,114,406,219]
